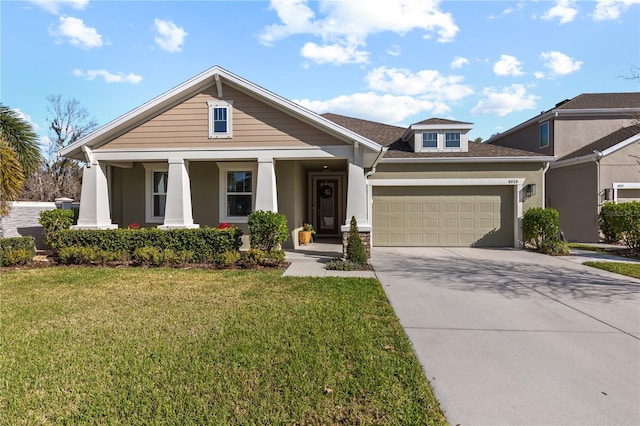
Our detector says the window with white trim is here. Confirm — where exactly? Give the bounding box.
[539,121,549,148]
[422,132,438,148]
[207,100,233,138]
[218,163,257,223]
[144,164,169,223]
[445,132,461,148]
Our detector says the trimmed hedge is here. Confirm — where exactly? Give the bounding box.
[247,210,288,251]
[0,236,36,266]
[599,201,640,250]
[48,227,243,263]
[522,207,568,255]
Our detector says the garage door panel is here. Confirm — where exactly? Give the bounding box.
[373,186,513,247]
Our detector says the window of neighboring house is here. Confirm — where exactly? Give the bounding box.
[218,163,257,223]
[539,121,550,148]
[445,132,461,148]
[422,132,438,148]
[207,100,233,138]
[144,164,169,223]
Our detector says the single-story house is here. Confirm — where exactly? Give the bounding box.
[60,66,554,250]
[485,93,640,242]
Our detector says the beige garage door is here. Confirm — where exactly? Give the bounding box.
[373,186,514,247]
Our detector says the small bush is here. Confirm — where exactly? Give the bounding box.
[264,249,286,266]
[247,211,288,251]
[240,248,266,268]
[133,246,163,266]
[39,209,75,247]
[58,246,97,264]
[346,216,367,266]
[325,259,361,271]
[0,237,35,266]
[217,250,240,266]
[522,207,562,253]
[162,249,195,266]
[599,202,640,251]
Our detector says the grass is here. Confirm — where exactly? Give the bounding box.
[1,268,447,425]
[583,261,640,279]
[567,243,610,253]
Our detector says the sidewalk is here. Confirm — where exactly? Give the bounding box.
[563,244,640,265]
[283,238,376,278]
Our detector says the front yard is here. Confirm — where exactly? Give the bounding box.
[1,268,446,425]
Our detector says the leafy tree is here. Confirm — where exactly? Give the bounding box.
[0,105,41,216]
[20,95,98,201]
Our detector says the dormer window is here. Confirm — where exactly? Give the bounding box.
[207,100,233,138]
[422,132,438,148]
[445,132,461,148]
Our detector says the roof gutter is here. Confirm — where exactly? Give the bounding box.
[366,146,388,178]
[381,156,555,164]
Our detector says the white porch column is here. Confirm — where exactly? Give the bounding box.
[72,160,117,230]
[159,158,199,229]
[254,157,278,212]
[341,162,371,232]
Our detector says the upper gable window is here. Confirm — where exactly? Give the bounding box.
[422,132,438,148]
[539,121,549,148]
[445,132,461,148]
[207,100,233,138]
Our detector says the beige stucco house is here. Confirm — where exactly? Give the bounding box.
[486,93,640,242]
[60,66,553,249]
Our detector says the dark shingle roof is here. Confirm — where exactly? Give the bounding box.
[322,113,544,159]
[556,93,640,110]
[558,125,640,161]
[412,117,473,126]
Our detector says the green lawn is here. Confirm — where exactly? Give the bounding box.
[1,268,446,425]
[583,261,640,279]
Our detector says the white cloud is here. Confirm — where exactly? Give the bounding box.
[493,54,524,76]
[488,1,525,19]
[387,44,401,57]
[540,51,582,76]
[154,18,187,52]
[543,0,578,24]
[260,0,459,65]
[472,84,539,116]
[450,56,469,69]
[12,108,41,131]
[52,16,102,49]
[593,0,640,20]
[29,0,88,14]
[73,69,143,84]
[301,41,368,64]
[534,71,546,79]
[294,92,450,123]
[365,66,473,101]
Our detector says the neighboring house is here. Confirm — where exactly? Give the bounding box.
[486,93,640,242]
[60,66,553,250]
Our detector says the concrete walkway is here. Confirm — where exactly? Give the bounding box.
[283,239,376,278]
[371,247,640,426]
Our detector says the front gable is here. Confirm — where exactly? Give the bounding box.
[97,82,350,151]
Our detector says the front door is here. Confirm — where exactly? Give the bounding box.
[312,177,341,236]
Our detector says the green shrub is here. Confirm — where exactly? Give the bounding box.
[217,250,240,266]
[346,216,367,266]
[0,237,35,266]
[240,248,266,268]
[325,258,361,271]
[58,246,97,264]
[247,211,288,251]
[599,201,640,251]
[133,246,163,266]
[264,249,286,266]
[39,209,75,247]
[48,227,243,263]
[162,249,195,266]
[522,207,561,253]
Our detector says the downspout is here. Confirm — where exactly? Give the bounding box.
[365,146,387,178]
[594,149,603,216]
[541,161,550,208]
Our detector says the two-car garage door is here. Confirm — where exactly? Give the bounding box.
[372,186,514,247]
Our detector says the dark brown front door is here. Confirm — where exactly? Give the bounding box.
[315,178,339,235]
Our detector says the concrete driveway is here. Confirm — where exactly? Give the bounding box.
[371,247,640,426]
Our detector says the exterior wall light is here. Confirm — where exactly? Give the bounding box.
[525,184,536,198]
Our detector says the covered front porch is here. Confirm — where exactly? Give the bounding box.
[73,155,372,250]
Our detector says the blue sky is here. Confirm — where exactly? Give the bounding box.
[2,0,639,145]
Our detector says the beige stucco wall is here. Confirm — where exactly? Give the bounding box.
[190,162,220,228]
[275,160,308,249]
[372,161,545,212]
[547,162,599,242]
[98,84,348,151]
[489,121,554,156]
[600,142,640,190]
[554,117,636,158]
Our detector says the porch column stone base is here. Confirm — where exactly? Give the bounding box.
[73,161,117,230]
[341,230,372,258]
